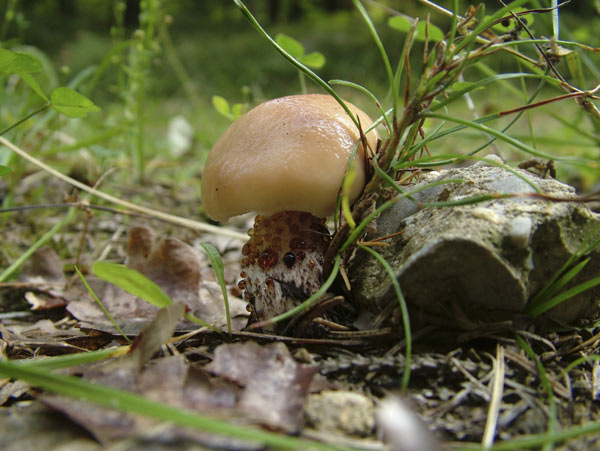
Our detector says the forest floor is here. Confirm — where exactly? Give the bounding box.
[2,171,600,451]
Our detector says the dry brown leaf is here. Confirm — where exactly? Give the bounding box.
[206,341,316,432]
[40,338,316,445]
[130,302,185,366]
[65,226,248,334]
[42,353,243,446]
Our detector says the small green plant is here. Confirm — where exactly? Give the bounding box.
[275,33,326,93]
[525,223,600,317]
[212,94,245,121]
[119,0,162,182]
[92,261,221,332]
[0,48,100,128]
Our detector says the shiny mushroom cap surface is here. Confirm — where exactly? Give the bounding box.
[201,94,378,222]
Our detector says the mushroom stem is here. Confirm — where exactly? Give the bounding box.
[239,211,331,332]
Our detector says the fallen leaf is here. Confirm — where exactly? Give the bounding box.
[66,226,248,334]
[130,302,185,366]
[18,247,67,310]
[206,341,316,432]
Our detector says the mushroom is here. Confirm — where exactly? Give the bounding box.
[202,94,378,331]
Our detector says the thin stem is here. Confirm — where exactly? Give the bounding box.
[359,244,411,390]
[352,0,397,115]
[0,207,78,282]
[75,265,132,343]
[298,71,307,94]
[0,136,248,240]
[233,0,360,129]
[158,20,202,111]
[0,103,50,136]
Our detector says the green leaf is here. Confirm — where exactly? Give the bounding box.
[388,16,444,42]
[0,49,48,100]
[92,262,173,308]
[299,51,326,69]
[565,50,584,86]
[211,95,232,120]
[0,165,12,176]
[19,71,48,101]
[13,52,43,73]
[50,86,101,118]
[200,243,231,334]
[231,103,244,119]
[0,48,17,72]
[0,49,42,74]
[275,33,305,58]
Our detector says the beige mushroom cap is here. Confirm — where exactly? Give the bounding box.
[201,94,378,222]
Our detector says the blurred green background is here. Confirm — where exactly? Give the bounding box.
[1,0,599,192]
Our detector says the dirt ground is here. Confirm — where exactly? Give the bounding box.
[2,176,600,450]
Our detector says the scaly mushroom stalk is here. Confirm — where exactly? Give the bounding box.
[238,211,330,329]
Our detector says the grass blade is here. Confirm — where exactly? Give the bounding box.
[233,0,359,129]
[15,347,130,371]
[430,73,553,112]
[526,276,600,317]
[395,153,542,194]
[0,206,77,282]
[358,244,411,390]
[517,335,557,451]
[526,224,600,315]
[200,242,231,335]
[351,0,397,115]
[75,265,131,343]
[423,112,578,162]
[329,79,392,131]
[0,360,340,450]
[92,261,173,308]
[525,258,590,315]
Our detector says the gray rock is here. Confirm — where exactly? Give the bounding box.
[349,166,600,325]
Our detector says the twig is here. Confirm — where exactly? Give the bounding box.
[0,136,247,240]
[483,344,506,449]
